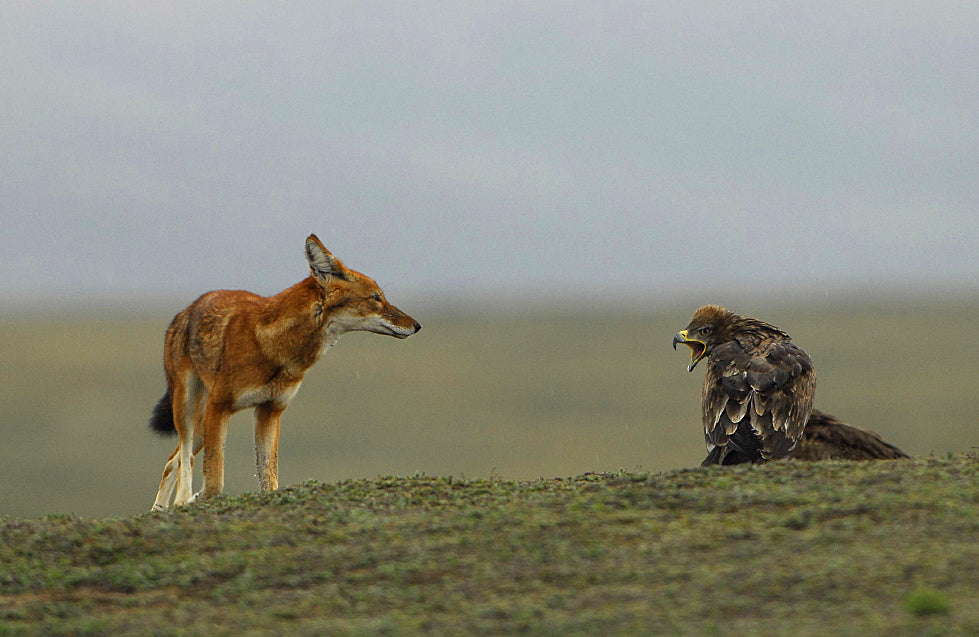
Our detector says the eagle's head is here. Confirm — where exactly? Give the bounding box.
[672,304,735,372]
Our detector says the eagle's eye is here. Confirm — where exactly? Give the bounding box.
[699,326,713,336]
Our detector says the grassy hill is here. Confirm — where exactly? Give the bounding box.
[2,455,976,635]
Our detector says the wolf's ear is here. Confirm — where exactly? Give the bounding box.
[305,234,346,281]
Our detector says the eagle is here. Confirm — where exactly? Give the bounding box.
[673,304,816,466]
[791,409,910,461]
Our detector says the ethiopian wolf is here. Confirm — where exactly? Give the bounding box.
[148,234,420,510]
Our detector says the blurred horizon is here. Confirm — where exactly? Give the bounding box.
[4,277,979,318]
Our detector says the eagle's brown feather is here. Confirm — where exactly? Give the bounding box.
[674,305,816,466]
[791,409,910,461]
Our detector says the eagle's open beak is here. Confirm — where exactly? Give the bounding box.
[673,330,707,372]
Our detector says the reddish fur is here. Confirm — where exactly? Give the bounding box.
[150,235,419,509]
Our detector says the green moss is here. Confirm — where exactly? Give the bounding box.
[905,587,951,616]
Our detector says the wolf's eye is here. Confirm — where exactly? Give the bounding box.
[370,293,382,302]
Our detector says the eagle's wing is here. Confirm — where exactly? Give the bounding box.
[703,341,815,463]
[791,409,910,461]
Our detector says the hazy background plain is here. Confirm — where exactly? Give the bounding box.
[2,4,977,518]
[3,302,977,519]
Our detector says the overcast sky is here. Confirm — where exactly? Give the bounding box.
[3,2,978,308]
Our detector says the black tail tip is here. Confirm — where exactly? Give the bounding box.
[149,392,177,437]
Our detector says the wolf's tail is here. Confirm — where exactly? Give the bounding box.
[149,391,177,437]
